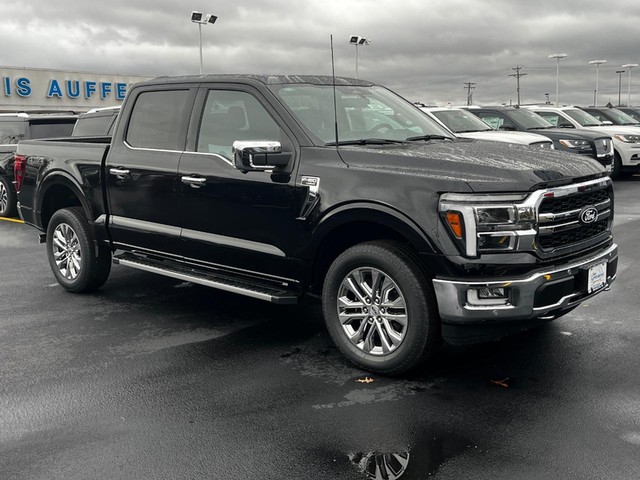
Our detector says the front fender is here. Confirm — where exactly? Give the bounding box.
[305,201,439,257]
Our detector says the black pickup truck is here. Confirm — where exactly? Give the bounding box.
[0,112,77,216]
[14,75,618,374]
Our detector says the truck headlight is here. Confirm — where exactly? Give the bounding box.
[439,193,536,257]
[558,139,591,149]
[614,134,640,143]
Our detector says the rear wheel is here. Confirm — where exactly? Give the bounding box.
[46,207,112,292]
[322,240,440,375]
[0,176,16,217]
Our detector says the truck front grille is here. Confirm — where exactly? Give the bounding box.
[595,138,612,157]
[537,185,612,252]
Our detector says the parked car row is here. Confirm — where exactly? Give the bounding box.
[0,106,120,217]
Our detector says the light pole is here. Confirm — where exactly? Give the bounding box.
[588,59,607,106]
[548,53,567,106]
[349,35,370,79]
[191,11,217,74]
[622,63,638,106]
[616,70,626,106]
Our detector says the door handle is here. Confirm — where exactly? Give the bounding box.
[181,176,207,188]
[109,168,130,179]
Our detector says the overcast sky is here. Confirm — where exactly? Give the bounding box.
[2,0,640,107]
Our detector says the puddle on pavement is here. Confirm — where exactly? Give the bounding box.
[349,433,471,479]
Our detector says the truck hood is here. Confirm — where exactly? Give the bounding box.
[338,139,605,192]
[584,125,640,135]
[457,131,552,145]
[530,128,611,141]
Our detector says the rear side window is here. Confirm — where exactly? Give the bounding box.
[29,120,76,139]
[0,121,27,144]
[127,90,190,150]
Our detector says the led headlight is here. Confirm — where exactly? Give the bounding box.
[614,134,640,143]
[558,139,591,149]
[439,193,537,257]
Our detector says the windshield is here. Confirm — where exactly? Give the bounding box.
[272,84,453,145]
[621,109,640,122]
[564,109,603,127]
[431,109,493,132]
[507,109,554,130]
[0,121,27,144]
[597,108,639,125]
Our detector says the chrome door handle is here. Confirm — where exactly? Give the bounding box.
[109,168,130,179]
[181,176,207,188]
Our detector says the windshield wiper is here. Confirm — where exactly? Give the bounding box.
[325,138,406,146]
[456,129,489,133]
[527,126,553,130]
[405,134,453,142]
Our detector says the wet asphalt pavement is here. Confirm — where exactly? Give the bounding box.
[1,178,640,480]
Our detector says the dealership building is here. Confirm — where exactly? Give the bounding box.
[0,66,152,112]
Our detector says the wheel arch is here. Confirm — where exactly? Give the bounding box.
[37,172,92,231]
[306,202,438,294]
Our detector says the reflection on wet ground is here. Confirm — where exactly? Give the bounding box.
[349,434,471,479]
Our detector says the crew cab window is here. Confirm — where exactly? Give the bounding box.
[197,90,285,160]
[29,120,76,139]
[127,90,190,150]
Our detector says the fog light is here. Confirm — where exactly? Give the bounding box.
[467,287,510,306]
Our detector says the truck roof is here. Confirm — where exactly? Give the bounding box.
[139,74,375,87]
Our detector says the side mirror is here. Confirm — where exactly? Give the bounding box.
[499,124,516,131]
[558,122,575,128]
[232,140,290,173]
[601,120,613,125]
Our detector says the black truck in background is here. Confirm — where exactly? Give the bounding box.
[14,75,618,374]
[0,112,77,216]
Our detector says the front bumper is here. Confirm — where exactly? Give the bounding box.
[433,244,618,341]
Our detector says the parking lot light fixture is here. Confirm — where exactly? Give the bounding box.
[622,64,638,106]
[549,54,567,106]
[349,35,370,79]
[589,60,607,106]
[191,11,218,75]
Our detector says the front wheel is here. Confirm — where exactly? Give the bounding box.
[322,240,440,375]
[46,207,112,293]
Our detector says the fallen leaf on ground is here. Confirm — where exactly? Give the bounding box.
[356,377,375,384]
[490,378,510,388]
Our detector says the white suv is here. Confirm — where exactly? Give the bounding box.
[525,106,640,178]
[421,107,554,147]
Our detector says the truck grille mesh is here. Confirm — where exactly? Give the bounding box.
[537,186,612,251]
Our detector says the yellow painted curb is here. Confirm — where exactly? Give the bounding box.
[0,216,24,224]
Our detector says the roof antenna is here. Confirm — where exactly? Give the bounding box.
[330,34,339,147]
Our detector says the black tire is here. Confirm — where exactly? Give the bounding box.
[46,207,112,293]
[321,240,440,375]
[0,175,17,217]
[611,152,623,180]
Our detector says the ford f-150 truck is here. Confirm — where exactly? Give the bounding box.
[14,75,618,374]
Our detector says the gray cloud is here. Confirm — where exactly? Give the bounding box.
[1,0,640,106]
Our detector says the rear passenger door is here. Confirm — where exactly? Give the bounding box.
[106,86,197,256]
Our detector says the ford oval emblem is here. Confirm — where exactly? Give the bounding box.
[580,206,598,224]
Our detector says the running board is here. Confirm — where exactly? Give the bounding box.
[113,253,299,304]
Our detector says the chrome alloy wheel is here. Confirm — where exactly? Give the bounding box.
[52,223,82,280]
[337,267,408,356]
[0,181,7,213]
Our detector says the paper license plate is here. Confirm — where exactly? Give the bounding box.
[587,262,607,293]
